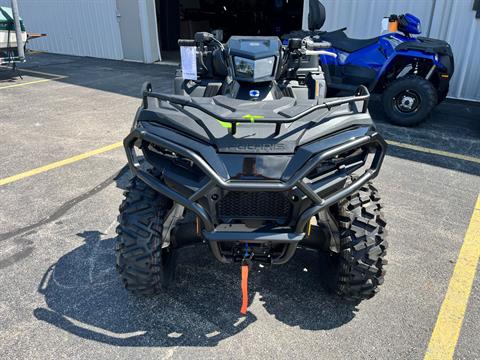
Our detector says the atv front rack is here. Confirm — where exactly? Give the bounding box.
[124,127,386,265]
[141,82,370,135]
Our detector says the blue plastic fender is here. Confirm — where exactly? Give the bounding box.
[317,32,445,91]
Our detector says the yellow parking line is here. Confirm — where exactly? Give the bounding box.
[0,142,123,186]
[0,76,67,90]
[424,194,480,360]
[17,68,64,77]
[387,140,480,165]
[0,66,61,78]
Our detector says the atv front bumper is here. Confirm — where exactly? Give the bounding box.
[124,127,386,264]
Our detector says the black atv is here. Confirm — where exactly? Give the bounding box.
[115,5,388,308]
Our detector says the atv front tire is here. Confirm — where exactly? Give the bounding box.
[116,176,175,295]
[321,182,387,301]
[382,75,437,126]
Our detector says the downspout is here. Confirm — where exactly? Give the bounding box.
[426,0,437,37]
[10,0,25,60]
[302,0,310,30]
[151,0,162,61]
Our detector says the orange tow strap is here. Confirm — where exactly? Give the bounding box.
[240,264,249,314]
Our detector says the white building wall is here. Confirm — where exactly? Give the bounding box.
[319,0,435,39]
[0,0,124,60]
[429,0,480,101]
[303,0,480,101]
[3,0,479,100]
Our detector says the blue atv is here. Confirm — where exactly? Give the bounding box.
[284,1,454,126]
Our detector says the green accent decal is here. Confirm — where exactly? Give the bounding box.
[242,114,265,123]
[217,114,265,128]
[218,120,232,128]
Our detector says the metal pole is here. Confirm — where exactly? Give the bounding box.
[10,0,25,60]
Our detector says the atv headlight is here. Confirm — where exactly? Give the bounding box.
[233,56,275,81]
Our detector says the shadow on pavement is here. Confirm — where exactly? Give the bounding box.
[254,248,359,330]
[34,231,357,347]
[14,52,176,97]
[0,66,22,83]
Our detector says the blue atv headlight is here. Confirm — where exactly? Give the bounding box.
[416,22,422,34]
[399,13,422,35]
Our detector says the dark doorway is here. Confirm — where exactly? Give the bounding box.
[156,0,304,60]
[156,0,180,61]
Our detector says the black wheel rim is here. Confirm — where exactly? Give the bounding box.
[392,89,421,114]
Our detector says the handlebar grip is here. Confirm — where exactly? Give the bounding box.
[178,39,197,47]
[312,41,332,49]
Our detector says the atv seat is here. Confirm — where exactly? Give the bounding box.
[320,29,378,53]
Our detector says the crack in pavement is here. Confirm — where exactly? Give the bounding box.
[0,166,129,242]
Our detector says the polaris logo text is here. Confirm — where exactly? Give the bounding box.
[223,144,288,152]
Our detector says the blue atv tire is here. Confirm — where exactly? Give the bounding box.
[382,75,437,126]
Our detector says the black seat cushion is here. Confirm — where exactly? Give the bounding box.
[320,29,379,53]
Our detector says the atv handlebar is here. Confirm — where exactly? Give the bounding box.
[177,32,337,83]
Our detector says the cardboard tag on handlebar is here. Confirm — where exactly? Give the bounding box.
[180,46,197,81]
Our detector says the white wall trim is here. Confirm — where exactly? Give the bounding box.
[302,0,309,30]
[138,0,160,63]
[151,0,162,61]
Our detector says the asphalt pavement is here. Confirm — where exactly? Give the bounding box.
[0,53,479,360]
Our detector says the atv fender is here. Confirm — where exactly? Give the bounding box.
[372,51,444,91]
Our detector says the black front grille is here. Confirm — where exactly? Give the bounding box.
[217,191,292,220]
